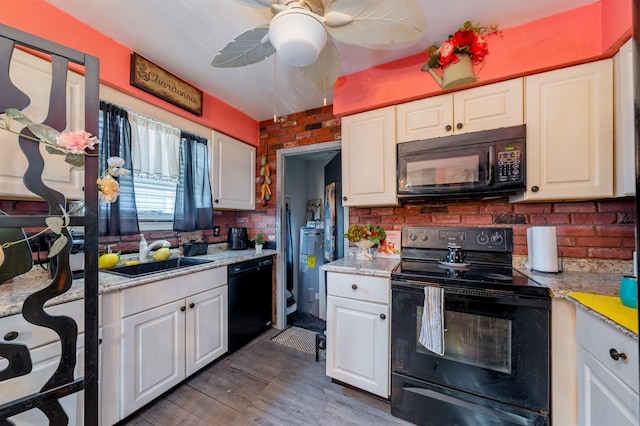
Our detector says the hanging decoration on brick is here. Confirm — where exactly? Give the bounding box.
[259,153,272,206]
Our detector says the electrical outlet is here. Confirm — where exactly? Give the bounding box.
[213,226,220,237]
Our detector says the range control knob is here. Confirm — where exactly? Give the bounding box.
[491,233,504,245]
[420,233,429,241]
[409,233,418,241]
[476,233,489,245]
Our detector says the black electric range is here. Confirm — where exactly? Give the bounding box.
[390,226,551,426]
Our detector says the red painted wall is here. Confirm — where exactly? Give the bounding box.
[333,0,631,116]
[0,0,260,145]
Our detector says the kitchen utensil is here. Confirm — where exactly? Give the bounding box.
[445,244,466,263]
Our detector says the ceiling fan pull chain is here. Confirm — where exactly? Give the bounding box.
[273,54,278,123]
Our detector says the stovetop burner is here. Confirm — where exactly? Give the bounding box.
[391,226,548,297]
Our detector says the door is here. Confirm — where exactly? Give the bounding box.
[391,284,550,412]
[514,59,613,201]
[577,346,639,425]
[210,131,256,210]
[0,337,86,425]
[121,300,186,417]
[341,106,397,206]
[326,295,389,398]
[186,286,228,376]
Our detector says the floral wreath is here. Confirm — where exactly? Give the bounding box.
[425,21,501,70]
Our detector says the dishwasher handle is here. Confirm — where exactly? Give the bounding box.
[229,257,273,276]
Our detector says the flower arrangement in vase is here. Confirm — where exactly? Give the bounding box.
[344,224,386,259]
[422,21,501,90]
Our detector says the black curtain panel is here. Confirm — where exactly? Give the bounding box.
[173,131,213,231]
[98,101,140,235]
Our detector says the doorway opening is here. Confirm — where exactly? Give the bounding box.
[275,141,348,331]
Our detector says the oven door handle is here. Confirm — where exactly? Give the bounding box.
[485,145,495,186]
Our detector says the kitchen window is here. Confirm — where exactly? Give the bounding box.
[98,102,213,234]
[128,112,181,231]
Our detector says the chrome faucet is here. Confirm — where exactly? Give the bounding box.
[138,234,171,263]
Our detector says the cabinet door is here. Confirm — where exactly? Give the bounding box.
[210,131,256,210]
[121,299,186,417]
[614,39,635,197]
[453,78,523,134]
[0,49,85,200]
[186,286,228,376]
[396,79,523,142]
[341,106,398,206]
[0,335,87,425]
[577,347,639,425]
[514,60,613,201]
[396,94,453,142]
[326,295,390,398]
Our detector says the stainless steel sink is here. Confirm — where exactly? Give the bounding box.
[103,257,214,277]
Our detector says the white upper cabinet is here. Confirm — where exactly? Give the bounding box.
[0,49,86,200]
[210,131,256,210]
[511,59,614,202]
[614,39,635,197]
[341,106,398,206]
[396,78,524,142]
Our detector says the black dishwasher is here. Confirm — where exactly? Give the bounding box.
[228,256,273,353]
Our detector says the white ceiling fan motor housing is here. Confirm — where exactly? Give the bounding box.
[269,7,327,68]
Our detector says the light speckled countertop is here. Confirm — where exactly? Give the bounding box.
[0,247,276,319]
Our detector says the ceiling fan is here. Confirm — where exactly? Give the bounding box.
[211,0,427,93]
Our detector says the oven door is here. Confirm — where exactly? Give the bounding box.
[391,281,550,413]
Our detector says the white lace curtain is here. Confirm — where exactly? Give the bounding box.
[129,112,181,180]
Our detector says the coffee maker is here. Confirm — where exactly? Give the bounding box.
[227,227,248,250]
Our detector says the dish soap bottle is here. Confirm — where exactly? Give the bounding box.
[139,234,147,258]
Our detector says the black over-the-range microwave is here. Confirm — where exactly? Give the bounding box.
[397,124,526,200]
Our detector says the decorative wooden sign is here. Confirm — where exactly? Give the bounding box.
[130,53,203,116]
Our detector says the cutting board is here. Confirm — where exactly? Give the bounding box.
[568,292,638,334]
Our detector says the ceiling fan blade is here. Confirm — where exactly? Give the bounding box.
[232,0,276,8]
[211,26,276,68]
[324,0,426,46]
[303,0,325,15]
[300,39,342,93]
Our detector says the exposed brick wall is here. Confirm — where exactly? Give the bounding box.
[349,197,636,260]
[257,106,637,261]
[253,105,340,242]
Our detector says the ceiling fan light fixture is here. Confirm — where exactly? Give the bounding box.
[269,8,327,68]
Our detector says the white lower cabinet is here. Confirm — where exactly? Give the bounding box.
[0,299,100,425]
[119,267,228,419]
[122,299,186,415]
[326,272,390,398]
[577,309,639,425]
[186,286,228,376]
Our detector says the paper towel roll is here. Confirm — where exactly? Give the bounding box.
[530,226,559,273]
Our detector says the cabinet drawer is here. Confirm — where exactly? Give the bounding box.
[576,308,638,393]
[326,272,389,304]
[0,299,92,351]
[121,266,226,317]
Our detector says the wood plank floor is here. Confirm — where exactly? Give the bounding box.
[119,328,414,426]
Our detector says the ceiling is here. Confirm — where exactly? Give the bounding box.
[45,0,597,123]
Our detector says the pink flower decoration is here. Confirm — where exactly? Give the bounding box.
[55,130,98,154]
